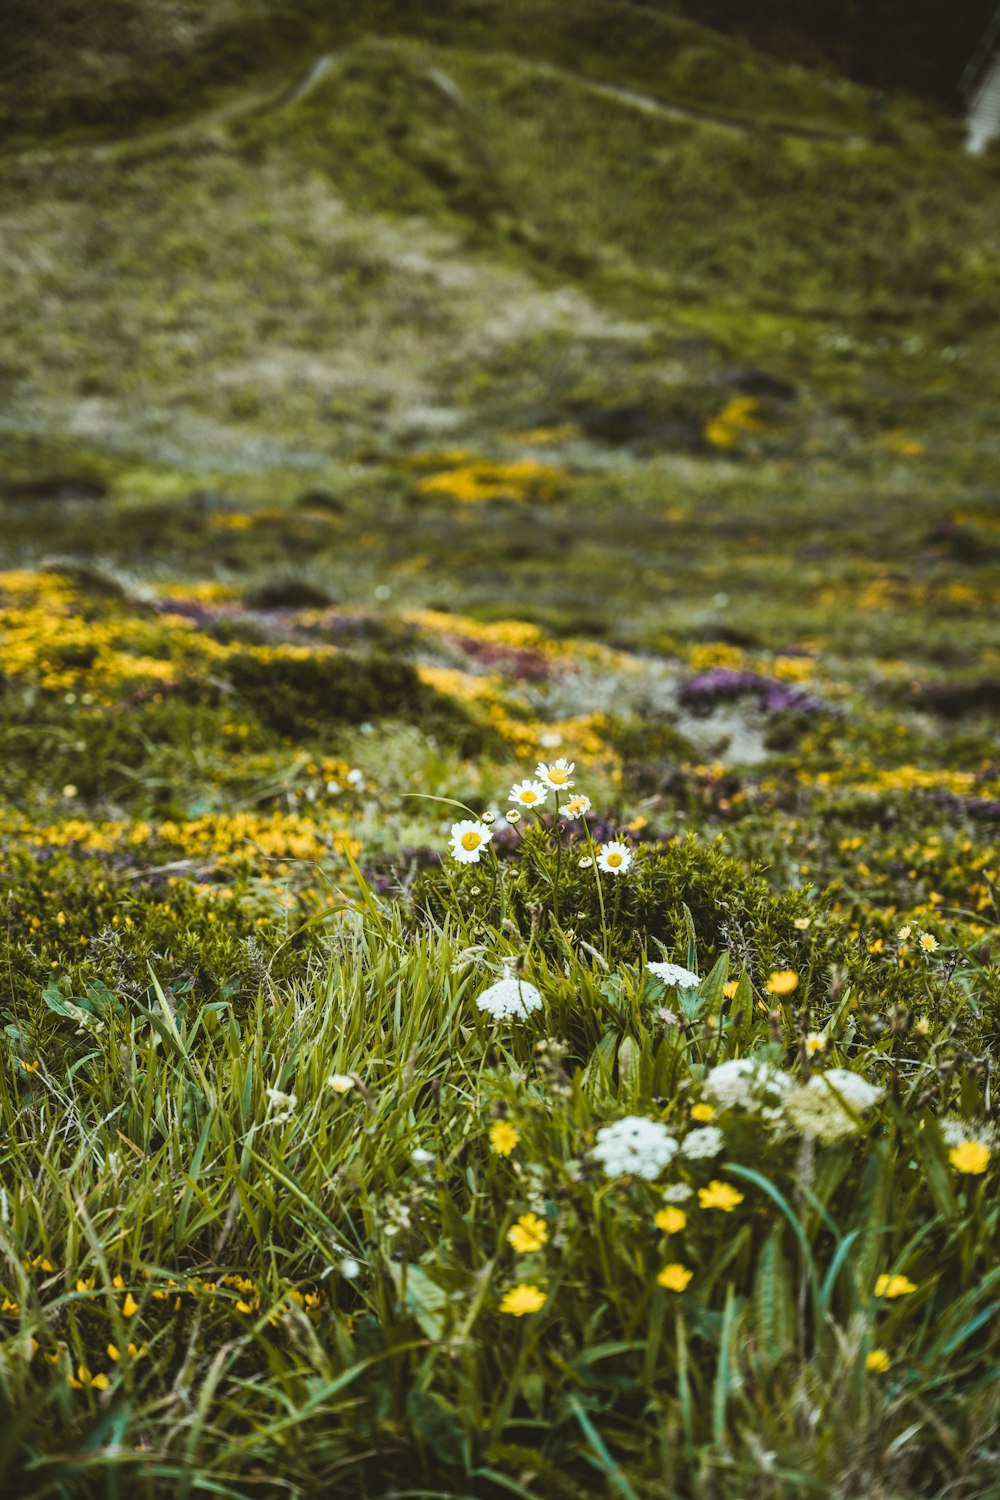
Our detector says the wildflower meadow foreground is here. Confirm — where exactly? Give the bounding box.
[3,685,999,1497]
[4,1,1000,1493]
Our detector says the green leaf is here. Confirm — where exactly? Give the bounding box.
[389,1262,449,1341]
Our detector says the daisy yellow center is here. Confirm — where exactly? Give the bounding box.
[567,798,585,813]
[606,852,622,867]
[548,769,568,784]
[521,790,537,803]
[461,831,482,851]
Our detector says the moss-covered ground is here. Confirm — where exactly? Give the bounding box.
[1,4,999,1496]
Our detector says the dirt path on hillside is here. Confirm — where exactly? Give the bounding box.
[3,42,869,172]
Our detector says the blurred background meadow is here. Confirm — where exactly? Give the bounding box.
[2,3,1000,1496]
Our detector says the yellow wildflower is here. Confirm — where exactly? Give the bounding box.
[68,1365,110,1390]
[919,933,939,953]
[948,1141,990,1175]
[866,1348,890,1373]
[499,1283,546,1316]
[874,1274,917,1299]
[507,1214,549,1254]
[122,1292,139,1318]
[654,1207,687,1235]
[690,1103,715,1123]
[765,970,799,997]
[489,1121,520,1157]
[698,1180,744,1212]
[657,1263,694,1293]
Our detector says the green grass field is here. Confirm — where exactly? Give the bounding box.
[2,4,1000,1495]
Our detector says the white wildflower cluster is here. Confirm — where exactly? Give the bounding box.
[703,1056,794,1114]
[939,1117,996,1149]
[680,1126,725,1160]
[445,755,630,876]
[265,1086,297,1124]
[593,1117,678,1180]
[784,1068,883,1144]
[476,976,543,1022]
[647,961,701,991]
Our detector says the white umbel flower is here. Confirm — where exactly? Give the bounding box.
[448,819,494,864]
[593,1116,678,1179]
[597,841,632,875]
[647,961,701,990]
[940,1117,996,1149]
[680,1126,725,1160]
[537,758,575,790]
[509,779,548,809]
[784,1068,883,1144]
[476,977,543,1022]
[704,1056,794,1113]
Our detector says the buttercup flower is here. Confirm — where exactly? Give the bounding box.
[875,1274,917,1299]
[500,1283,546,1316]
[654,1206,687,1234]
[690,1103,715,1122]
[537,759,575,790]
[489,1121,520,1156]
[681,1126,724,1160]
[476,977,543,1021]
[597,841,632,875]
[866,1348,890,1373]
[449,819,494,864]
[766,970,799,996]
[657,1263,693,1292]
[593,1117,678,1179]
[507,1213,549,1253]
[562,794,592,820]
[949,1140,990,1175]
[647,961,700,990]
[509,780,548,809]
[698,1180,744,1212]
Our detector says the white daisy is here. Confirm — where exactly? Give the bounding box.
[593,1117,678,1180]
[562,794,592,820]
[448,819,494,864]
[509,779,548,809]
[537,758,575,790]
[476,977,543,1022]
[597,841,632,875]
[326,1073,354,1094]
[647,961,701,990]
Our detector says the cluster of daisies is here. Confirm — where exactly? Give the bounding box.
[447,758,633,875]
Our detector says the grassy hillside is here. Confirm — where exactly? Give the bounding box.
[2,5,1000,1497]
